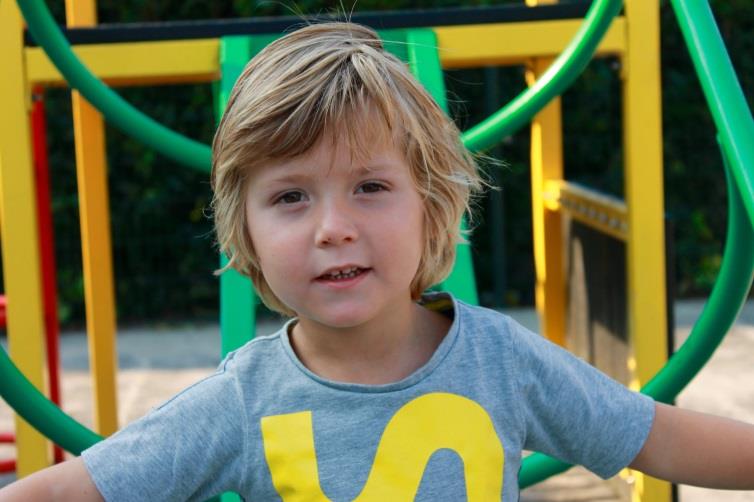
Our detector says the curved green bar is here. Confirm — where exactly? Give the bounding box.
[461,0,621,153]
[0,346,102,454]
[642,150,754,404]
[16,0,211,173]
[669,0,754,230]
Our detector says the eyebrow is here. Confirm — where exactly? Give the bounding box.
[353,164,391,175]
[262,172,310,186]
[263,163,392,185]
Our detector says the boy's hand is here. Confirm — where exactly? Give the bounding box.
[630,402,754,488]
[0,457,103,501]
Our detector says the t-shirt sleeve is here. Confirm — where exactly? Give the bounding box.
[507,317,656,479]
[81,351,250,501]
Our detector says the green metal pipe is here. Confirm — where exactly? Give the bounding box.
[642,148,754,404]
[0,345,102,454]
[16,0,211,173]
[461,0,621,152]
[669,0,754,230]
[519,452,571,489]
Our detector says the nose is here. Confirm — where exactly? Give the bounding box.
[314,200,358,247]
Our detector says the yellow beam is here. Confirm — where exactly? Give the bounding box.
[435,17,626,69]
[66,0,119,437]
[0,0,52,475]
[24,18,625,87]
[622,1,669,501]
[25,38,220,86]
[545,180,628,242]
[527,54,566,347]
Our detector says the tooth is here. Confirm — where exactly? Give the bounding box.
[323,267,364,280]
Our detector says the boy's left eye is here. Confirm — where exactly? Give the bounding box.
[274,190,306,205]
[357,181,387,194]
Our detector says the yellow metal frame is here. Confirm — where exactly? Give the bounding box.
[528,1,668,500]
[544,180,628,242]
[622,1,668,500]
[522,1,668,500]
[23,19,626,86]
[25,39,221,86]
[66,0,119,437]
[527,55,567,348]
[0,0,52,476]
[3,5,669,502]
[435,17,626,68]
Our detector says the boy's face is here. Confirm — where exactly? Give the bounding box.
[245,133,425,329]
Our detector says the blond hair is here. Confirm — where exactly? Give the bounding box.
[211,22,483,316]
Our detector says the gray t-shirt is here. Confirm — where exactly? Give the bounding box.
[82,293,655,501]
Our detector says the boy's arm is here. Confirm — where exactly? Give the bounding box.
[630,402,754,488]
[0,457,103,502]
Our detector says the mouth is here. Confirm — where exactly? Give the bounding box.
[315,266,371,282]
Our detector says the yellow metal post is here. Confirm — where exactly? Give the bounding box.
[526,60,566,346]
[622,1,669,501]
[525,0,566,347]
[0,0,52,475]
[65,0,119,435]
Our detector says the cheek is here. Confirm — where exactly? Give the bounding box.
[409,199,427,248]
[380,199,425,270]
[413,211,428,269]
[246,212,277,271]
[247,215,304,278]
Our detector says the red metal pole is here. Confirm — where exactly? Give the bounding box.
[0,433,16,473]
[0,296,6,327]
[30,86,65,464]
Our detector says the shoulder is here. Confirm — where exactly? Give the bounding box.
[212,322,313,407]
[451,297,530,345]
[155,325,293,409]
[425,293,546,367]
[220,325,289,373]
[448,296,573,369]
[422,291,512,331]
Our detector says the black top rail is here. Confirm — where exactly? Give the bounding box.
[24,1,592,46]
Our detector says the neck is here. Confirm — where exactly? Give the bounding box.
[290,297,450,385]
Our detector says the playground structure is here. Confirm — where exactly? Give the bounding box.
[1,1,753,502]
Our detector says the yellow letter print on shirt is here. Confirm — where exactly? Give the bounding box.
[261,392,504,501]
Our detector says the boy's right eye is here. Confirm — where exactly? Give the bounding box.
[274,190,306,205]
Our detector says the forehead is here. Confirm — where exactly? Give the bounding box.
[258,138,405,181]
[249,124,408,182]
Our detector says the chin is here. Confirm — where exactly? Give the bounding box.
[316,313,374,330]
[307,304,378,329]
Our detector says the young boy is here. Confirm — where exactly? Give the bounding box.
[2,21,754,502]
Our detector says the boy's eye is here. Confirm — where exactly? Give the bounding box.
[357,181,387,194]
[275,190,306,205]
